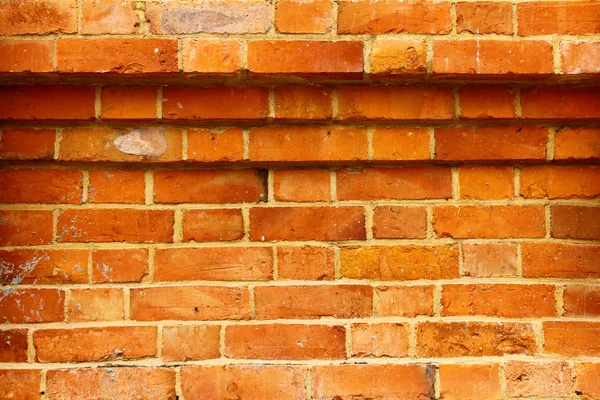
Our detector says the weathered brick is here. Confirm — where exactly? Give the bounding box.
[456,2,513,34]
[576,363,600,399]
[0,169,81,204]
[274,86,333,120]
[0,128,55,160]
[544,321,600,356]
[439,364,502,400]
[459,166,514,200]
[372,206,427,239]
[0,40,53,72]
[0,289,65,323]
[505,361,573,397]
[101,86,157,120]
[370,39,427,75]
[274,169,331,202]
[372,127,430,161]
[0,249,88,285]
[183,209,245,242]
[0,329,28,362]
[459,86,516,119]
[351,323,409,357]
[521,87,600,119]
[0,370,40,400]
[561,41,600,74]
[0,0,77,34]
[0,210,53,246]
[520,166,600,199]
[162,325,221,361]
[88,170,145,204]
[92,249,148,283]
[563,285,600,317]
[81,0,138,34]
[554,127,600,160]
[517,1,600,35]
[187,128,244,162]
[522,243,600,278]
[275,0,333,33]
[67,288,125,322]
[552,205,600,240]
[462,243,518,278]
[376,285,434,317]
[277,246,335,280]
[181,39,242,73]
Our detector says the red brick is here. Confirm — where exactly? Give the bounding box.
[68,288,124,322]
[351,323,409,357]
[162,86,269,120]
[0,40,53,72]
[372,127,430,161]
[544,321,600,356]
[0,370,40,400]
[341,245,459,280]
[338,0,451,34]
[274,169,331,202]
[155,247,272,281]
[0,329,28,362]
[255,285,372,319]
[162,325,221,361]
[81,0,138,33]
[183,209,244,242]
[523,243,600,278]
[277,246,335,280]
[376,285,434,317]
[0,169,81,204]
[57,38,178,73]
[442,284,556,318]
[552,205,600,240]
[0,249,88,285]
[520,166,600,199]
[88,170,145,204]
[456,2,513,34]
[187,128,244,162]
[225,324,346,359]
[462,243,518,278]
[274,86,333,120]
[313,364,435,398]
[0,289,64,323]
[101,86,157,120]
[459,166,514,199]
[459,86,516,119]
[92,249,148,283]
[181,365,308,400]
[518,1,600,35]
[182,39,242,73]
[417,322,537,357]
[440,364,502,400]
[576,363,600,399]
[372,206,427,239]
[0,85,95,120]
[276,0,333,33]
[0,210,53,246]
[506,361,573,397]
[0,128,55,160]
[338,86,455,121]
[370,39,427,75]
[46,368,176,400]
[554,127,600,160]
[249,126,368,162]
[250,206,365,241]
[561,41,600,74]
[248,41,363,74]
[154,170,265,204]
[337,167,452,200]
[131,286,250,321]
[563,285,600,317]
[433,205,546,238]
[0,0,77,34]
[521,87,600,119]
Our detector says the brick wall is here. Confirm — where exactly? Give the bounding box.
[1,0,599,399]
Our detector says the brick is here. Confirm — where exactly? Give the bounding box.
[92,249,148,283]
[182,39,242,73]
[154,170,266,204]
[370,39,427,75]
[274,86,333,120]
[505,361,573,397]
[442,284,556,318]
[337,167,452,200]
[561,41,600,74]
[462,243,518,278]
[146,0,270,34]
[58,209,174,243]
[521,87,600,119]
[523,243,600,278]
[59,128,182,162]
[155,247,272,281]
[46,368,176,400]
[554,128,600,160]
[225,324,346,359]
[338,0,451,34]
[0,169,81,204]
[275,0,333,33]
[0,329,28,362]
[338,86,455,121]
[518,1,600,35]
[459,86,516,119]
[576,363,600,399]
[274,169,331,202]
[520,166,600,199]
[68,288,124,322]
[249,126,368,162]
[341,245,459,280]
[250,206,365,241]
[0,40,53,72]
[277,246,335,280]
[313,364,435,399]
[101,86,157,120]
[187,128,244,162]
[433,205,546,238]
[433,40,553,75]
[457,2,512,34]
[0,0,77,34]
[131,286,250,321]
[0,85,95,120]
[0,128,55,160]
[0,249,88,285]
[0,289,64,323]
[372,127,430,161]
[376,285,434,317]
[372,206,427,239]
[57,38,178,73]
[552,205,600,240]
[459,166,514,199]
[439,364,501,400]
[162,325,221,361]
[351,323,409,357]
[181,365,308,400]
[162,86,269,120]
[82,0,138,34]
[417,322,536,357]
[564,285,600,317]
[183,209,244,242]
[544,321,600,356]
[88,170,145,204]
[255,285,372,319]
[0,210,53,246]
[248,40,363,74]
[0,370,40,400]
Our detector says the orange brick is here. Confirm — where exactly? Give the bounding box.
[459,166,514,199]
[181,39,242,73]
[274,169,331,202]
[351,323,409,357]
[523,243,600,278]
[561,41,600,74]
[0,40,53,72]
[0,128,55,160]
[0,169,81,204]
[0,329,28,362]
[518,1,600,35]
[101,86,157,120]
[372,127,430,161]
[552,205,600,240]
[162,325,221,361]
[563,285,600,317]
[68,288,125,322]
[554,128,600,160]
[225,324,346,359]
[274,86,333,120]
[81,0,138,34]
[459,86,516,119]
[276,0,333,33]
[506,361,573,397]
[462,243,518,278]
[520,166,600,199]
[0,249,88,285]
[440,364,502,400]
[183,209,244,242]
[0,289,64,323]
[0,370,40,400]
[0,0,77,34]
[544,321,600,356]
[372,206,427,239]
[154,247,272,281]
[0,210,54,246]
[370,39,427,75]
[88,170,145,204]
[576,363,600,399]
[521,87,600,119]
[187,128,244,162]
[92,248,148,283]
[456,2,513,34]
[277,246,335,280]
[376,285,434,317]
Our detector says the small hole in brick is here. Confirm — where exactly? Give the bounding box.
[194,307,199,313]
